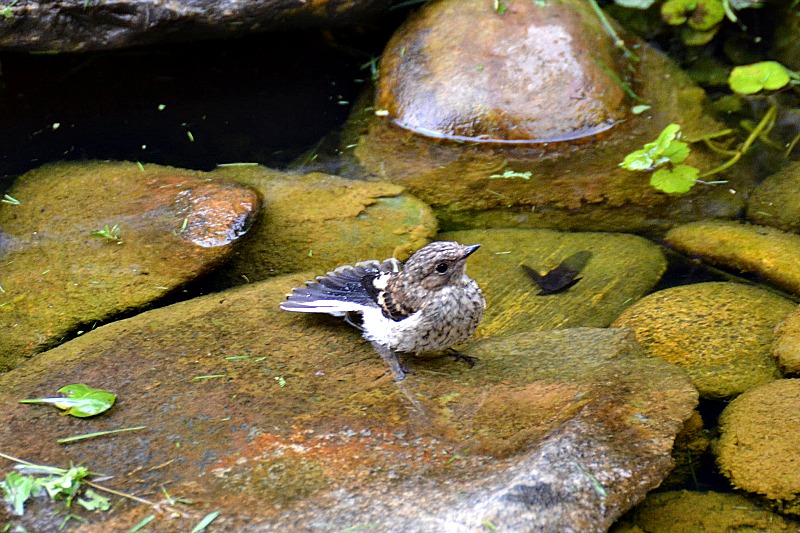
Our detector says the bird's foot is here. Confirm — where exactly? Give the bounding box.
[447,348,478,368]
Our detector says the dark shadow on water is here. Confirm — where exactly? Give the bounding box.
[0,20,405,185]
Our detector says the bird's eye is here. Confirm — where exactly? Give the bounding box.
[435,262,449,274]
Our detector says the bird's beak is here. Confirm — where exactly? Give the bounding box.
[463,244,481,258]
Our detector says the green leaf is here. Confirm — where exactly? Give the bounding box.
[1,472,39,516]
[20,384,116,417]
[620,124,683,171]
[40,465,89,506]
[650,164,699,193]
[729,61,793,94]
[488,169,532,180]
[662,139,690,164]
[76,488,110,511]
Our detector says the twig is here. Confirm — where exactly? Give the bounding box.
[586,0,639,62]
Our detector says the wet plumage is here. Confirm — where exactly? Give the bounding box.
[280,241,486,381]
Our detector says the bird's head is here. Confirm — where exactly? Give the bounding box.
[402,241,481,291]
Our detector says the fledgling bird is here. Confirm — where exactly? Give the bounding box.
[279,241,486,381]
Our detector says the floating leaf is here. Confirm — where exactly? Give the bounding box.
[729,61,793,94]
[650,164,699,194]
[20,384,116,417]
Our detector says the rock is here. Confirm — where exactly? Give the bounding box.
[349,0,749,234]
[0,161,260,370]
[206,166,437,288]
[748,161,800,232]
[775,8,800,72]
[775,307,800,373]
[610,490,799,532]
[716,379,800,516]
[666,220,800,296]
[660,410,711,490]
[612,282,794,399]
[0,274,697,532]
[0,0,394,52]
[440,228,667,337]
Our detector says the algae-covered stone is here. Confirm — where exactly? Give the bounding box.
[208,166,436,287]
[350,0,748,234]
[610,490,799,532]
[440,228,666,337]
[612,282,794,399]
[0,161,259,370]
[0,272,696,532]
[666,220,800,296]
[716,379,800,516]
[774,307,800,373]
[748,161,800,232]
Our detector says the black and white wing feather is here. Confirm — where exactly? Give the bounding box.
[279,258,401,316]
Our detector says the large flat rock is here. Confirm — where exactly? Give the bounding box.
[0,274,696,532]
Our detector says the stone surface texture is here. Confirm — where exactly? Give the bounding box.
[612,282,794,399]
[207,166,437,288]
[716,379,800,516]
[0,161,260,369]
[442,228,667,337]
[0,0,394,52]
[0,273,697,532]
[666,220,800,296]
[611,490,800,532]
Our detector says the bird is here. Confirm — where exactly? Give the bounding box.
[279,241,486,381]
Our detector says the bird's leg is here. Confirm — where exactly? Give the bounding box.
[447,347,478,368]
[371,342,407,381]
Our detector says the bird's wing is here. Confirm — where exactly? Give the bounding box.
[280,259,400,316]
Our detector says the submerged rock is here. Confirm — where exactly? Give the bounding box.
[716,379,800,516]
[441,228,667,336]
[207,166,436,288]
[748,160,800,232]
[349,0,748,234]
[612,282,794,399]
[611,490,800,532]
[666,220,800,296]
[0,274,696,532]
[0,161,260,370]
[774,307,800,373]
